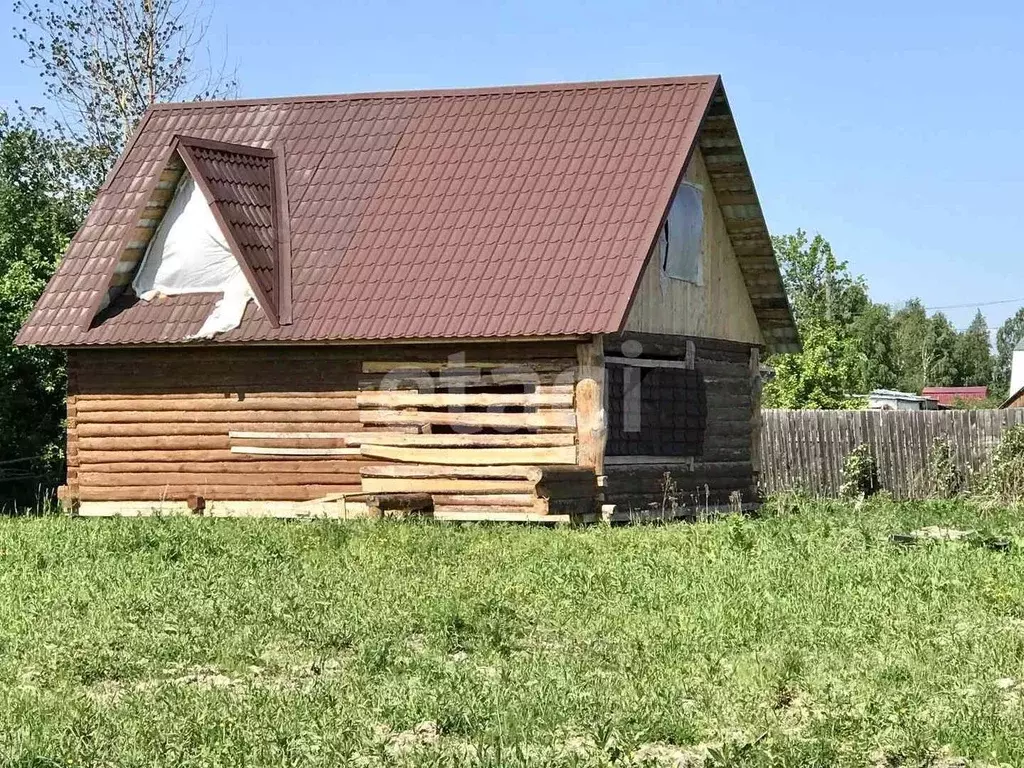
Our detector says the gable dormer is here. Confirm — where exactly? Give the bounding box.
[89,136,292,331]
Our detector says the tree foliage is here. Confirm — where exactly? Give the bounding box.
[993,308,1024,398]
[765,230,1001,409]
[955,311,993,388]
[14,0,236,188]
[0,115,80,505]
[764,231,866,409]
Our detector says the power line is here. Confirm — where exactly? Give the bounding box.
[924,297,1024,311]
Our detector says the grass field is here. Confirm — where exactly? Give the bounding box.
[1,499,1023,767]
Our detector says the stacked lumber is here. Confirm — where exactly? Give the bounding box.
[359,464,598,523]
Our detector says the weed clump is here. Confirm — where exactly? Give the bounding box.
[839,444,879,499]
[926,438,963,499]
[977,424,1024,504]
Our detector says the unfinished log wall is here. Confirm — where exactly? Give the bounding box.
[67,341,580,508]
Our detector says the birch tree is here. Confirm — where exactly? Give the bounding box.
[14,0,236,188]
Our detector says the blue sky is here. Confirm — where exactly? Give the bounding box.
[3,0,1022,334]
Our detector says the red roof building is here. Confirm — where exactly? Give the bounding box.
[921,387,988,407]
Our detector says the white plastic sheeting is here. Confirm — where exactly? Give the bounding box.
[132,171,255,339]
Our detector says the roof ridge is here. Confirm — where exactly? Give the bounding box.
[149,74,721,111]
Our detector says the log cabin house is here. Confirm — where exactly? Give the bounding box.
[16,75,799,522]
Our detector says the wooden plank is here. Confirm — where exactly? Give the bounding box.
[348,432,576,448]
[359,444,577,466]
[604,456,695,466]
[355,391,573,408]
[230,446,361,456]
[229,431,362,440]
[431,494,538,507]
[359,409,575,430]
[361,478,536,494]
[76,499,369,519]
[430,509,592,524]
[604,356,692,370]
[432,504,547,515]
[361,464,545,480]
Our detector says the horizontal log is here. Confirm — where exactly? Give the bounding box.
[361,478,535,494]
[356,391,573,408]
[347,432,576,448]
[81,461,366,474]
[361,359,574,374]
[359,444,577,466]
[79,436,229,451]
[78,397,357,413]
[86,410,359,424]
[78,449,367,464]
[78,484,360,502]
[359,410,575,430]
[358,370,576,390]
[79,472,360,487]
[76,422,369,438]
[230,447,361,456]
[76,391,360,402]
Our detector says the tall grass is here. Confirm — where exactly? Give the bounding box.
[0,499,1022,766]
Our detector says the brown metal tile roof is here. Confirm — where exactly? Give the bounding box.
[16,75,798,348]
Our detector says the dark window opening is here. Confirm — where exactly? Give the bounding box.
[605,362,706,456]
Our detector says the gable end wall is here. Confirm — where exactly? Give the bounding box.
[623,147,764,345]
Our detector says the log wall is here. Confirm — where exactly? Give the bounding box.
[602,332,760,516]
[67,342,579,506]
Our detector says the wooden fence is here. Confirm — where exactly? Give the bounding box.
[758,409,1024,498]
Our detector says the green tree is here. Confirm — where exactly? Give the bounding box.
[764,231,866,408]
[952,310,992,387]
[763,322,862,409]
[892,300,930,392]
[927,312,959,387]
[993,308,1024,397]
[850,302,898,392]
[0,115,80,505]
[774,229,869,327]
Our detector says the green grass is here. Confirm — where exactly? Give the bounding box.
[1,499,1023,767]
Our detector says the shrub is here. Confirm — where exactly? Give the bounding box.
[839,444,879,499]
[926,438,963,499]
[977,424,1024,504]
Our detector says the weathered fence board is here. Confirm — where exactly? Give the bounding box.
[759,409,1024,498]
